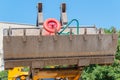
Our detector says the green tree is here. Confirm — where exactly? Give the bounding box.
[81,60,120,80]
[0,70,8,80]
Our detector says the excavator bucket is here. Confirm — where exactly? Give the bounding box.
[3,27,118,69]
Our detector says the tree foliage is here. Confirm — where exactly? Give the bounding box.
[0,70,8,80]
[81,60,120,80]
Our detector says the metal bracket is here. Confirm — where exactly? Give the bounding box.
[36,3,43,27]
[112,27,117,40]
[6,28,12,42]
[54,29,58,41]
[69,29,73,40]
[98,28,102,40]
[22,29,27,42]
[83,28,87,41]
[38,28,43,42]
[60,3,68,26]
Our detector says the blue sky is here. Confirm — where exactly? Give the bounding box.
[0,0,120,29]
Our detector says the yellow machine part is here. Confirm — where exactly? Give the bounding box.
[8,67,82,80]
[33,68,82,80]
[8,67,29,80]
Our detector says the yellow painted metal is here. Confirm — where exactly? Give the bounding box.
[33,68,82,80]
[8,67,82,80]
[8,67,28,80]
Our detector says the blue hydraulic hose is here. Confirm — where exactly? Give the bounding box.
[58,19,79,35]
